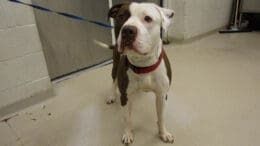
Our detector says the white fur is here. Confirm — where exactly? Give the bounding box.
[108,2,174,144]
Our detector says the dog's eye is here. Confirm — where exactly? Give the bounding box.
[144,16,152,23]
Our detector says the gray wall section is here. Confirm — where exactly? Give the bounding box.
[242,0,260,13]
[0,0,52,117]
[32,0,112,79]
[167,0,233,40]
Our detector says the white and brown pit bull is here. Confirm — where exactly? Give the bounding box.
[107,2,174,144]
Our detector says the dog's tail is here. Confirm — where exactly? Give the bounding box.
[93,39,114,50]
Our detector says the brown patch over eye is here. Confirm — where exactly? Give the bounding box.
[117,14,125,20]
[144,16,152,23]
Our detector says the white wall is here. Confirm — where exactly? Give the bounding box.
[0,0,52,117]
[166,0,185,40]
[167,0,233,40]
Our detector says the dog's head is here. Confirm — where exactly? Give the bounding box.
[109,2,174,56]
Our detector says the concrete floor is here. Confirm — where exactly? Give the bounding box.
[0,32,260,146]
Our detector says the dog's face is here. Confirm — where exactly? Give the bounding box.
[109,2,174,56]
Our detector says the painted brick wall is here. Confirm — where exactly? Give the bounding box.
[167,0,233,40]
[0,0,52,115]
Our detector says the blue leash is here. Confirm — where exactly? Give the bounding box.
[8,0,113,29]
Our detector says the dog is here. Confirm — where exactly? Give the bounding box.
[106,2,174,144]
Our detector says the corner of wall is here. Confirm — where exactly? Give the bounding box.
[167,0,233,40]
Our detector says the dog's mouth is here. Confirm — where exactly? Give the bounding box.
[120,38,136,54]
[120,42,149,56]
[121,40,134,50]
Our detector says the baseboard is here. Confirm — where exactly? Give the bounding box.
[168,26,226,44]
[0,87,54,120]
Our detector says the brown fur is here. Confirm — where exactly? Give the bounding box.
[117,56,130,106]
[108,3,131,106]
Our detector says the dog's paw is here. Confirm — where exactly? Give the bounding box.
[159,131,174,143]
[122,131,134,144]
[106,96,116,104]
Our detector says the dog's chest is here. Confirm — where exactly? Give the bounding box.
[129,72,152,91]
[127,61,169,92]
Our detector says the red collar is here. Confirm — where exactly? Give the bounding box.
[126,50,164,74]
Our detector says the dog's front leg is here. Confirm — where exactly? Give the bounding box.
[156,93,174,143]
[121,99,134,144]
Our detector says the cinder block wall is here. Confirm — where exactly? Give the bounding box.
[166,0,185,40]
[0,0,52,117]
[167,0,233,40]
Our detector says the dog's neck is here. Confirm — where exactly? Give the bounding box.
[127,40,163,67]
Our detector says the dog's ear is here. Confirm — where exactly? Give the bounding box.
[108,3,124,18]
[156,6,175,32]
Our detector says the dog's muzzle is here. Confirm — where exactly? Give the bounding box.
[121,25,137,49]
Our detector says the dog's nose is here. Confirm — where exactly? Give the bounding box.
[122,25,137,39]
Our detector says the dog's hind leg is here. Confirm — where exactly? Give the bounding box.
[156,93,174,143]
[106,80,118,104]
[106,46,121,104]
